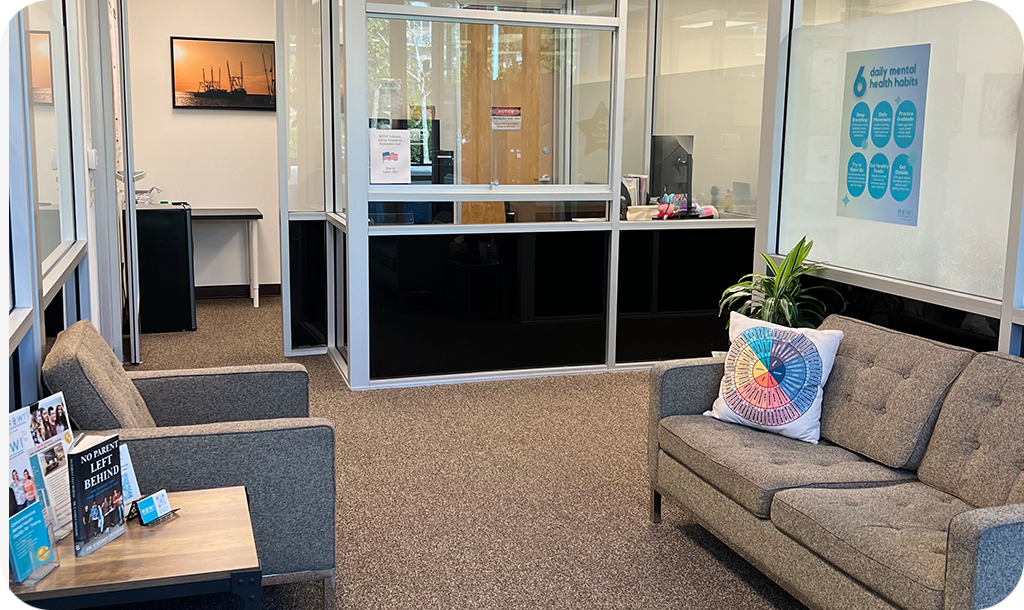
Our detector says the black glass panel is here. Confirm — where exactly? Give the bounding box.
[289,221,327,349]
[369,232,609,379]
[616,228,754,363]
[803,276,1000,352]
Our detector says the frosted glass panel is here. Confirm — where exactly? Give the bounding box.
[779,0,1021,299]
[653,0,768,217]
[621,0,649,177]
[285,0,325,212]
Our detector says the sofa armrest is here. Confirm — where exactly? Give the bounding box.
[945,503,1024,610]
[115,418,335,577]
[128,364,309,426]
[648,358,724,482]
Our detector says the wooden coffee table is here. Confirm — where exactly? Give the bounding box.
[11,487,261,609]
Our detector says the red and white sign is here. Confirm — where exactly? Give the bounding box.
[490,107,522,131]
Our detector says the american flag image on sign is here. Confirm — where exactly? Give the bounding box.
[383,151,398,161]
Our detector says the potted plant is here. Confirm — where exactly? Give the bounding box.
[719,236,844,328]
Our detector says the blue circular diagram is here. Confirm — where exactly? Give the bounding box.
[871,101,893,148]
[722,326,823,427]
[894,100,917,148]
[868,153,889,200]
[847,153,867,197]
[850,102,870,147]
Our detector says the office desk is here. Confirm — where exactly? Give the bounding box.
[191,208,264,307]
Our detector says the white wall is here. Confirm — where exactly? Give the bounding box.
[126,0,279,287]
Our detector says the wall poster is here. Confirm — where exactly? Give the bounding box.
[838,44,930,226]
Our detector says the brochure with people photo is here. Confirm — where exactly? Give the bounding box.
[26,392,75,540]
[8,408,59,584]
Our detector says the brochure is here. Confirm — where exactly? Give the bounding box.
[26,392,75,540]
[8,408,58,584]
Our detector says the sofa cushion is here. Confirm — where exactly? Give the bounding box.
[41,320,155,430]
[772,483,972,610]
[658,414,915,518]
[918,352,1024,508]
[817,315,973,470]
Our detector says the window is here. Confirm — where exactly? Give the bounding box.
[26,0,77,271]
[777,0,1020,299]
[650,0,768,217]
[366,18,613,187]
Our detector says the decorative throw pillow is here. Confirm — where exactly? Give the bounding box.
[705,312,844,444]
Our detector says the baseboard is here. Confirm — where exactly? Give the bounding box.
[195,283,282,299]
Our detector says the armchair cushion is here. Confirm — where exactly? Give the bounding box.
[117,418,336,577]
[660,415,914,518]
[128,364,310,426]
[41,320,156,430]
[772,482,973,610]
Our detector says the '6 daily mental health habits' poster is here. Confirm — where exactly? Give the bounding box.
[838,44,930,226]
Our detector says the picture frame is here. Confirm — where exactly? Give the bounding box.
[170,36,276,111]
[29,31,52,105]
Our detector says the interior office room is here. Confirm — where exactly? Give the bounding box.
[7,0,1024,609]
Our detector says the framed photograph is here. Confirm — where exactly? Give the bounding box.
[29,31,52,105]
[170,36,276,111]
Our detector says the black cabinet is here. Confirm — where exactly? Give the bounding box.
[136,204,196,333]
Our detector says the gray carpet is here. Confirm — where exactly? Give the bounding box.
[118,297,803,610]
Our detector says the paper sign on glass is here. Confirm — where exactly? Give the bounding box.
[837,44,930,226]
[490,107,522,131]
[369,128,411,184]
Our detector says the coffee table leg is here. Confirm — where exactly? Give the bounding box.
[231,570,262,610]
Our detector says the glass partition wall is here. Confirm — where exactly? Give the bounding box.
[278,0,778,387]
[346,0,626,387]
[283,0,1024,388]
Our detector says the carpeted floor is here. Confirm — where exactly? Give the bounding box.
[115,297,803,610]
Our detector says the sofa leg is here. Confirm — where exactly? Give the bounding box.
[650,488,662,524]
[322,573,336,610]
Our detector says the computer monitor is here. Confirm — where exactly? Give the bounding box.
[650,135,694,198]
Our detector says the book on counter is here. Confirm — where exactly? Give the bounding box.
[68,433,126,557]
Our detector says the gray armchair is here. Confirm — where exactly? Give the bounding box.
[40,320,336,607]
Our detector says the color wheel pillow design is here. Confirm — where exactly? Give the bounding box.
[706,312,844,444]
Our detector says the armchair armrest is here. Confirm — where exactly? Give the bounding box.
[116,418,335,578]
[945,503,1024,610]
[648,357,724,481]
[128,364,309,426]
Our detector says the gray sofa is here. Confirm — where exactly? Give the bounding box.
[649,315,1024,610]
[41,320,337,607]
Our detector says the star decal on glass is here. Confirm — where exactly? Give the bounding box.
[576,101,610,155]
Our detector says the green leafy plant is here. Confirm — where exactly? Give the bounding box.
[719,236,844,328]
